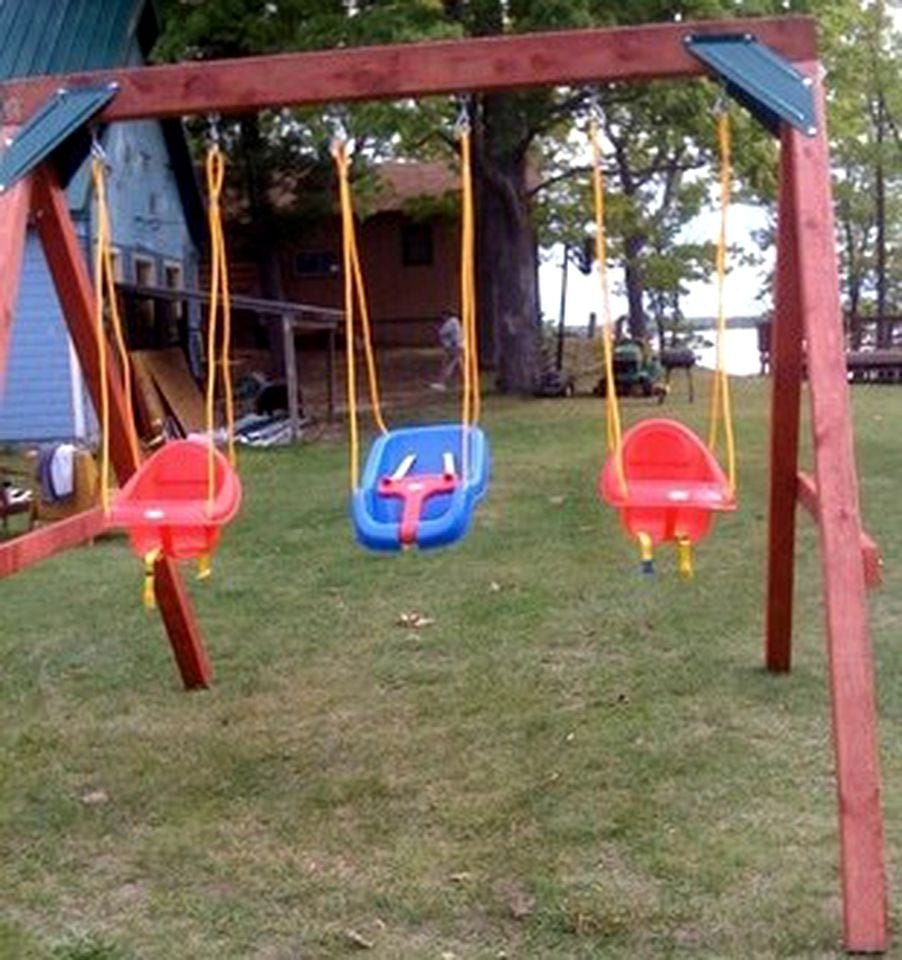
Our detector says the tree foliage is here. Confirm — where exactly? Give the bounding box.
[156,0,901,388]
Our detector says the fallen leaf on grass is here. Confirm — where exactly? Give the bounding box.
[344,929,374,950]
[449,871,472,884]
[80,790,109,806]
[489,581,502,593]
[398,611,435,629]
[548,495,566,506]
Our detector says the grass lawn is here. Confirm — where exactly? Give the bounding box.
[2,374,902,959]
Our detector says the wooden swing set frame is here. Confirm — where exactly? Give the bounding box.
[0,14,888,952]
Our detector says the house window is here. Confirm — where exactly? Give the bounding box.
[163,262,184,341]
[133,255,157,328]
[108,248,124,282]
[294,251,340,278]
[401,222,434,267]
[134,255,156,288]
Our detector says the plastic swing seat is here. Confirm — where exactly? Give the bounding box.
[598,418,736,546]
[110,438,243,561]
[352,423,490,551]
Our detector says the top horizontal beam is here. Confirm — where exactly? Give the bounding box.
[0,16,817,124]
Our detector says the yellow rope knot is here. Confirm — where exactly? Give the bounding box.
[142,549,161,609]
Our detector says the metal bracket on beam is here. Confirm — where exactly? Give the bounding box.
[684,34,816,137]
[0,82,119,193]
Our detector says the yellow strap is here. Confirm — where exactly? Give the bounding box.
[205,145,237,512]
[457,123,480,482]
[91,155,140,514]
[589,120,626,496]
[197,554,212,580]
[332,140,388,491]
[707,110,737,496]
[676,535,694,579]
[458,124,480,428]
[142,548,160,608]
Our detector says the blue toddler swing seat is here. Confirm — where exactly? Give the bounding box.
[353,423,490,551]
[334,117,489,553]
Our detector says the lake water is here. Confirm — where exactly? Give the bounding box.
[695,327,762,377]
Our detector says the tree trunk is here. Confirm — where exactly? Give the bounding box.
[239,117,287,376]
[623,233,647,340]
[473,97,542,394]
[875,94,889,348]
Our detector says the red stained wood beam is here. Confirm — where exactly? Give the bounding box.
[0,126,30,387]
[790,75,887,953]
[0,508,106,578]
[797,471,883,589]
[0,17,816,124]
[29,166,212,690]
[765,123,805,674]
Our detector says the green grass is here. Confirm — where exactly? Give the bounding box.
[2,375,902,958]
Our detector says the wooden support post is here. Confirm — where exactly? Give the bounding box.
[765,124,806,673]
[0,508,106,578]
[282,314,300,442]
[790,72,887,953]
[0,157,31,386]
[30,165,212,690]
[327,327,336,423]
[796,472,883,589]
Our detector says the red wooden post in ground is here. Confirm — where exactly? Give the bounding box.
[30,166,212,690]
[790,73,887,953]
[765,124,806,673]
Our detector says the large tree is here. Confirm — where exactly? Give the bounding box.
[158,0,884,391]
[821,1,901,345]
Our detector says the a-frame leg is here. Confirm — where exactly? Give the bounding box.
[31,165,212,690]
[765,125,805,672]
[0,163,32,384]
[788,73,887,953]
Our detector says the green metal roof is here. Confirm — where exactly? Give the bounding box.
[684,34,817,137]
[0,1,203,246]
[0,0,157,80]
[0,84,119,192]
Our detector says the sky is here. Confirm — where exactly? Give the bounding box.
[538,202,773,330]
[540,3,902,334]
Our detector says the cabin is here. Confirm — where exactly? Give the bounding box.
[225,161,462,349]
[0,0,203,443]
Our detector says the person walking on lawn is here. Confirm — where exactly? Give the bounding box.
[431,310,463,391]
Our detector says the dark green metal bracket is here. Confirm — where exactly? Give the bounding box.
[0,83,119,192]
[684,34,816,137]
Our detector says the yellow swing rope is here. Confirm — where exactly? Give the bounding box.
[458,120,479,429]
[332,139,388,491]
[92,150,140,514]
[204,142,237,511]
[589,118,626,496]
[707,109,737,495]
[333,123,479,491]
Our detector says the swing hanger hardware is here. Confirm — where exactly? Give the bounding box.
[453,96,471,136]
[712,85,730,117]
[89,126,107,164]
[207,113,222,146]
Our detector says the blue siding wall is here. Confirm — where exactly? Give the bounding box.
[0,233,78,441]
[0,118,197,442]
[105,118,198,276]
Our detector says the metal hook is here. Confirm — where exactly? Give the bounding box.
[453,96,471,136]
[712,84,730,116]
[89,126,106,163]
[208,113,221,146]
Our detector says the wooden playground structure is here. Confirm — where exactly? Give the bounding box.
[0,15,889,952]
